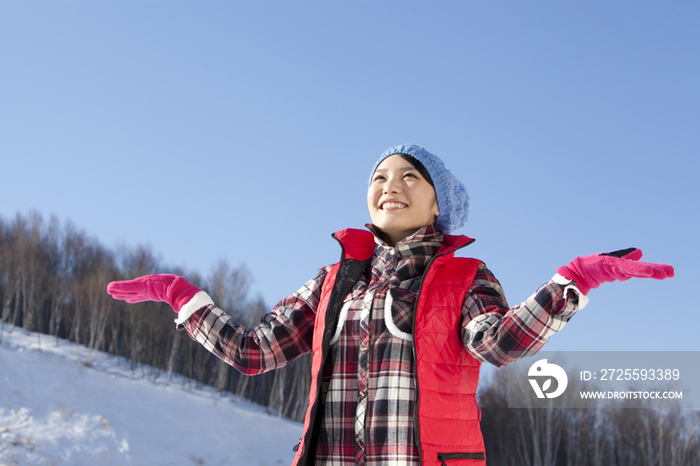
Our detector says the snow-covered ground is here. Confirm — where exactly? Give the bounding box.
[0,323,303,466]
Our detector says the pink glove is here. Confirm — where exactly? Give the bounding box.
[106,274,201,313]
[557,248,674,295]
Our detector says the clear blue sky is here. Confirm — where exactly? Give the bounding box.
[1,1,698,352]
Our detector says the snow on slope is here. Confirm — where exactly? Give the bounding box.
[0,323,303,466]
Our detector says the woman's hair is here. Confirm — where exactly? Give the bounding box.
[398,154,434,187]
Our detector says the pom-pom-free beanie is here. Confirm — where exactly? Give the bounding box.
[369,144,469,234]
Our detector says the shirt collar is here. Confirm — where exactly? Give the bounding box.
[365,223,444,250]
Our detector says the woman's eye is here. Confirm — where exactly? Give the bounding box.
[403,172,418,179]
[372,175,385,183]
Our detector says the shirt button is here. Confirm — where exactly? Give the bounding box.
[389,249,395,255]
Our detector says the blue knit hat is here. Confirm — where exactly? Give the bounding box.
[369,144,469,234]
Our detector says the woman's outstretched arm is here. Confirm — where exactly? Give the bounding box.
[461,249,673,367]
[108,265,333,375]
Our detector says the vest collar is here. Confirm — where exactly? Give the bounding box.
[332,226,474,261]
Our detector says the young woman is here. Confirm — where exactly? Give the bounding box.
[107,144,674,466]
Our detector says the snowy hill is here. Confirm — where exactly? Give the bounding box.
[0,323,303,466]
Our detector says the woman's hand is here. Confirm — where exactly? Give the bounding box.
[107,274,201,313]
[557,248,675,295]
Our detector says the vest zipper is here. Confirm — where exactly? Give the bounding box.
[437,452,486,464]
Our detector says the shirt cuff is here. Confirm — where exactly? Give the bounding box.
[552,273,589,310]
[174,291,215,326]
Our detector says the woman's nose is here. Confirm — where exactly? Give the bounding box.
[383,178,400,194]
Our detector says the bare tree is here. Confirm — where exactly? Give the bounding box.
[0,211,315,424]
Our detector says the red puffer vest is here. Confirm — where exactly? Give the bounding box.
[293,228,486,466]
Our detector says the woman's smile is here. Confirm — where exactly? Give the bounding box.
[380,201,408,210]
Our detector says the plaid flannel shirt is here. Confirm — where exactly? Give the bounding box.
[181,225,582,465]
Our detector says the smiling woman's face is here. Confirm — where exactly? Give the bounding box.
[367,154,439,246]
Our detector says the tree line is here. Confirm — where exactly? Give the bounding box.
[1,211,698,465]
[0,211,311,421]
